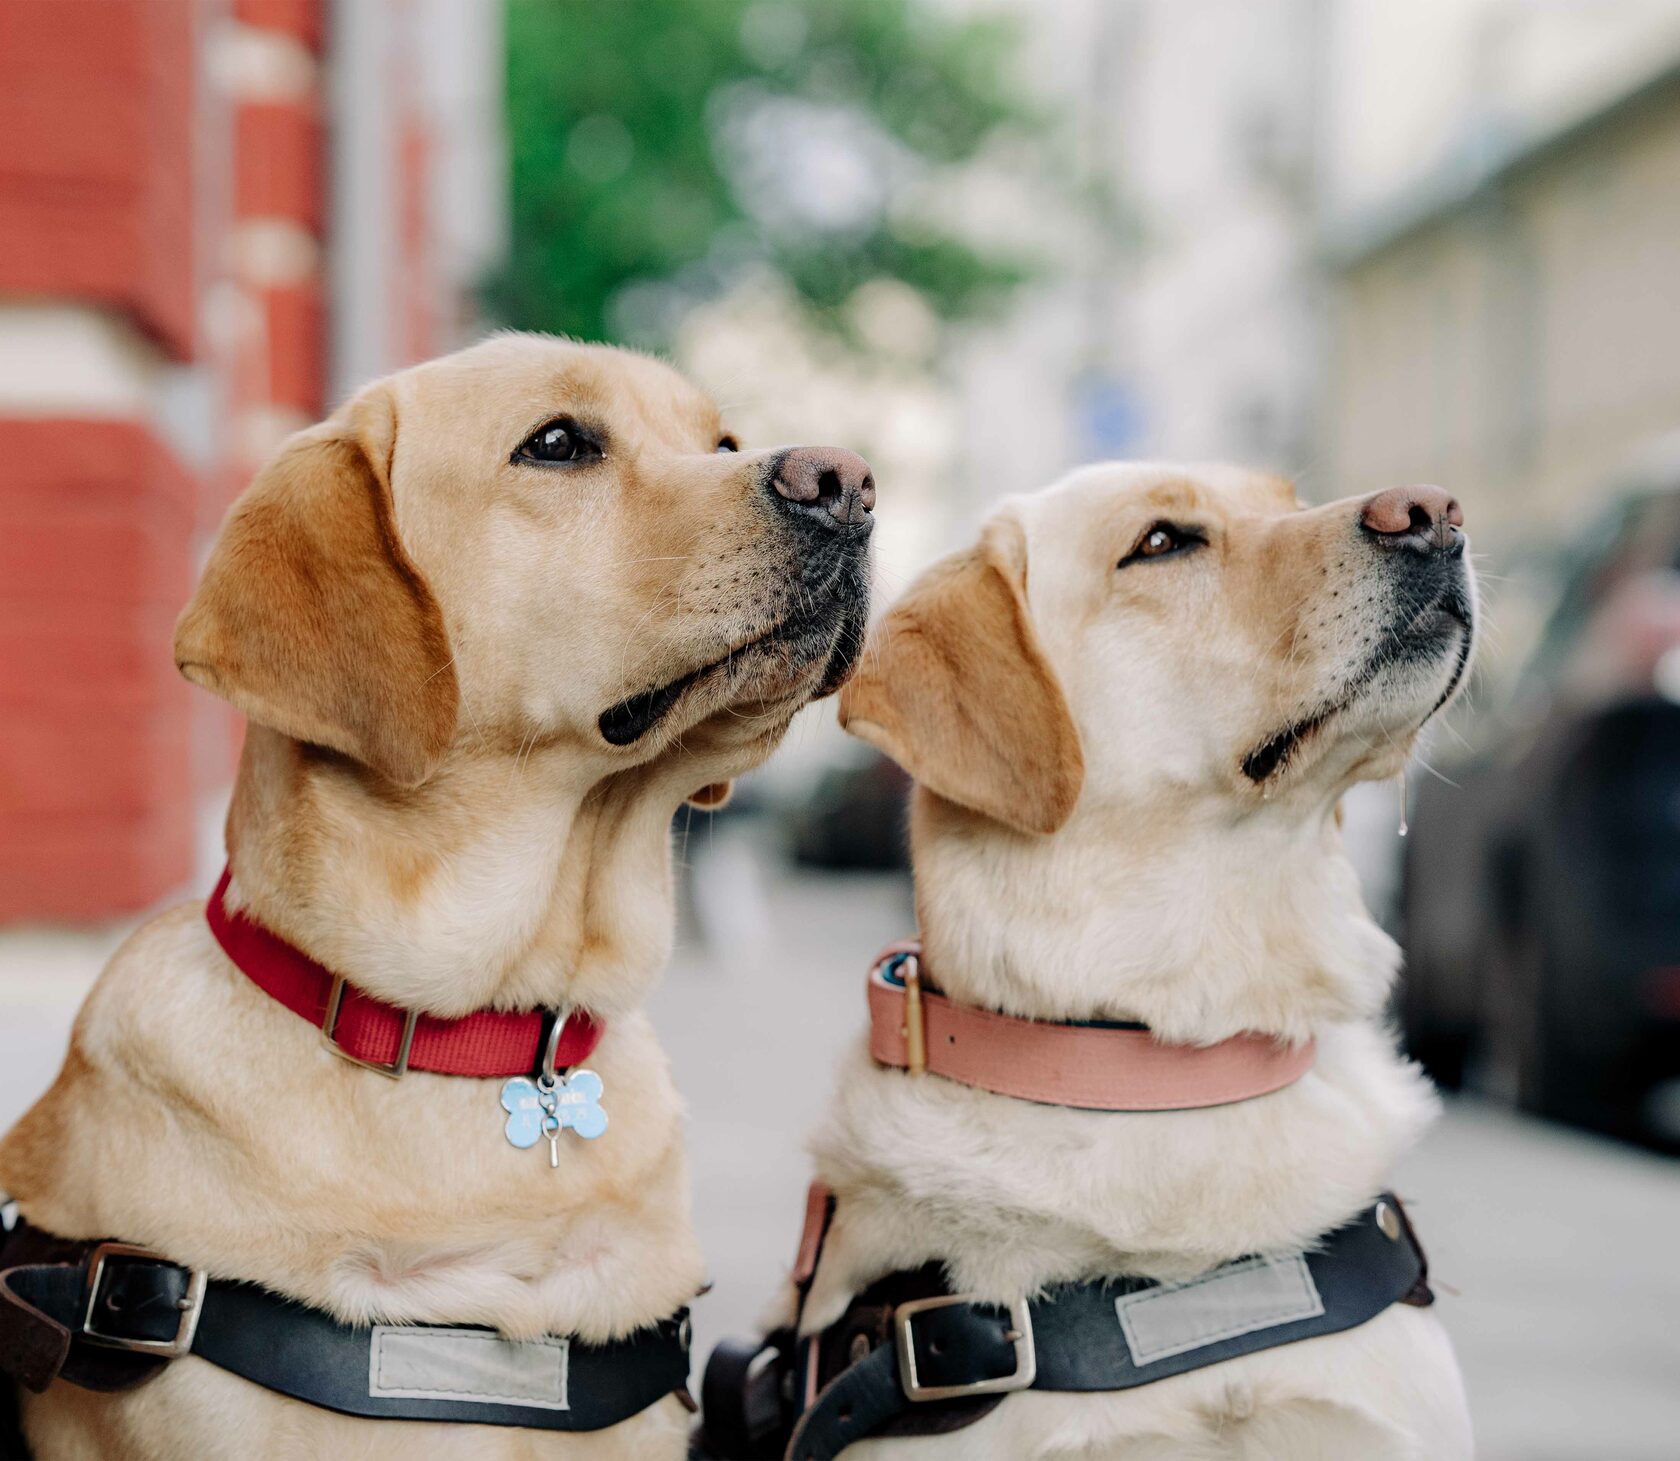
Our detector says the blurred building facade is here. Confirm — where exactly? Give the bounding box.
[950,0,1680,658]
[1321,1,1680,567]
[944,0,1324,518]
[0,0,501,922]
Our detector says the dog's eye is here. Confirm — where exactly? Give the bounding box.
[515,420,601,466]
[1119,522,1201,567]
[716,435,739,453]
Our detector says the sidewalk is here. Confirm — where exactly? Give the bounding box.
[4,832,1678,1459]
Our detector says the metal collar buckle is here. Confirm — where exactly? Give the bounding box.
[899,953,927,1076]
[895,1294,1036,1402]
[321,974,418,1079]
[81,1243,207,1358]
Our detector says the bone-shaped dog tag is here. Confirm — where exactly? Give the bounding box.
[500,1071,608,1158]
[500,1077,547,1150]
[547,1069,608,1140]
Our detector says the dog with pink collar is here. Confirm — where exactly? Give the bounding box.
[704,463,1474,1460]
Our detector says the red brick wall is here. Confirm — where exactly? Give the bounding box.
[0,422,197,919]
[0,0,440,925]
[0,1,204,920]
[0,0,197,358]
[234,0,323,53]
[226,2,327,481]
[0,0,343,923]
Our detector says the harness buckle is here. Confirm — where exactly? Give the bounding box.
[895,1294,1036,1402]
[81,1244,207,1358]
[321,975,418,1078]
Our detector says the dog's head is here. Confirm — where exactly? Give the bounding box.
[176,334,873,792]
[841,463,1473,837]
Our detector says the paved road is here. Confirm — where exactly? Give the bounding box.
[4,825,1679,1459]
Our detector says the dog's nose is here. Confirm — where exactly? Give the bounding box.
[770,447,876,530]
[1359,484,1464,555]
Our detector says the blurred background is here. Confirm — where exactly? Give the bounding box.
[4,2,1680,1457]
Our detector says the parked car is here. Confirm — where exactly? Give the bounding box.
[1402,456,1680,1150]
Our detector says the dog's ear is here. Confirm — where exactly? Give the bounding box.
[839,514,1083,835]
[686,781,734,810]
[174,389,459,787]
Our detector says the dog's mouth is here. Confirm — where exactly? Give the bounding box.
[598,630,780,747]
[598,563,869,747]
[1241,588,1475,785]
[1239,704,1341,783]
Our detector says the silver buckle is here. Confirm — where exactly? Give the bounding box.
[81,1244,207,1358]
[895,1295,1036,1402]
[321,975,418,1079]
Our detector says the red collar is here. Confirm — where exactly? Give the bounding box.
[206,867,604,1079]
[868,942,1314,1110]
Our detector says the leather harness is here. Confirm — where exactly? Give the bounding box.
[0,871,690,1446]
[698,945,1435,1460]
[0,1212,689,1431]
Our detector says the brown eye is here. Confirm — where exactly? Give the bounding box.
[515,419,602,466]
[1119,522,1201,567]
[716,435,739,453]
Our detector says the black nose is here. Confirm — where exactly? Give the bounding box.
[1359,484,1465,556]
[768,447,876,531]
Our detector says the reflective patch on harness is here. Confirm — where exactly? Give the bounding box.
[1115,1256,1325,1366]
[368,1326,570,1410]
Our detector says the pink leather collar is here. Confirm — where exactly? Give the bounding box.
[867,943,1315,1111]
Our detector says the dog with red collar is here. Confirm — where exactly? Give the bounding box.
[702,465,1473,1459]
[0,336,874,1461]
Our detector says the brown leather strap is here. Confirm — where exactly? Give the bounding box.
[1,1222,82,1393]
[0,1223,165,1395]
[0,1264,69,1394]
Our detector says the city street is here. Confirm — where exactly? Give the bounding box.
[3,825,1679,1459]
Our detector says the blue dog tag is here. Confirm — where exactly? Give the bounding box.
[500,1077,548,1150]
[500,1071,608,1165]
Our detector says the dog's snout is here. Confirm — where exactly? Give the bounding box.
[770,447,876,531]
[1359,484,1464,556]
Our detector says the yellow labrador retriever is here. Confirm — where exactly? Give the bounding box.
[0,334,873,1460]
[767,465,1472,1460]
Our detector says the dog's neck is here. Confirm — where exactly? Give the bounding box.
[221,724,748,1019]
[910,786,1397,1045]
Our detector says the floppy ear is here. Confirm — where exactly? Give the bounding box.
[686,781,734,810]
[838,515,1083,835]
[174,390,459,787]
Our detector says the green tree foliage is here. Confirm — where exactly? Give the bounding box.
[488,0,1043,350]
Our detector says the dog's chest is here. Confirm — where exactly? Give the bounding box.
[813,1025,1438,1295]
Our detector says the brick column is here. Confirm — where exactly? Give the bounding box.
[224,0,327,492]
[0,1,202,920]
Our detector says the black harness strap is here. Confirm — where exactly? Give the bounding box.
[0,1220,689,1433]
[780,1196,1431,1461]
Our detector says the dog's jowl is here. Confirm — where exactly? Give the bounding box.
[0,335,872,1461]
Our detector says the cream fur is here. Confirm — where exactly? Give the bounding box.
[2,335,871,1460]
[808,464,1474,1458]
